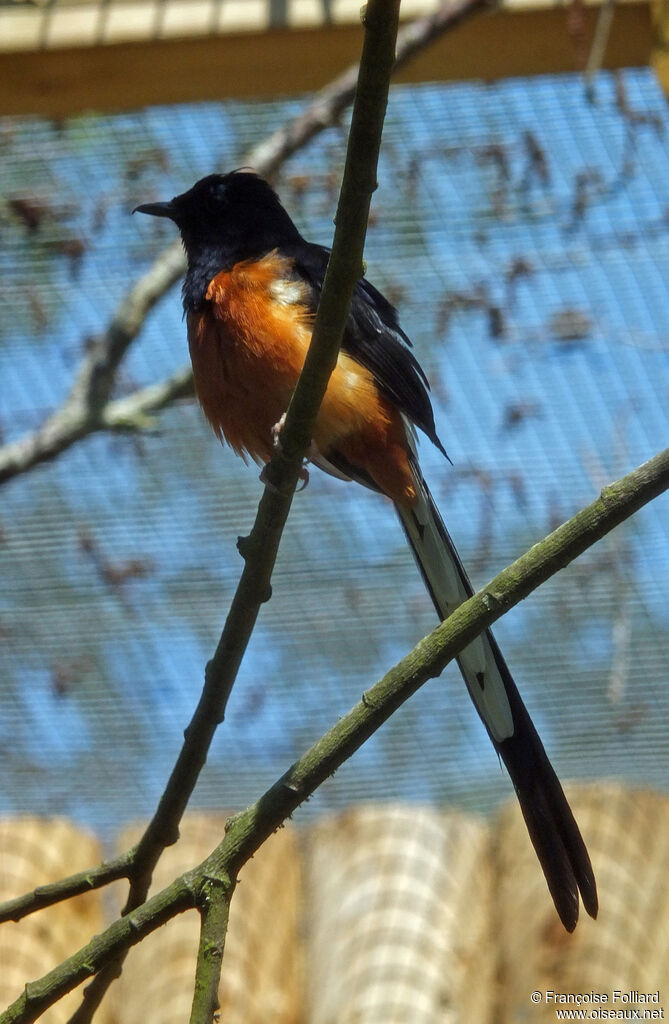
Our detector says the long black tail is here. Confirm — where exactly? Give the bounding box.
[396,467,598,931]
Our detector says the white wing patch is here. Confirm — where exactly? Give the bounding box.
[269,277,309,306]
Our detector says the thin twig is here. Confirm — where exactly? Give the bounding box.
[101,366,194,430]
[585,0,617,101]
[0,850,136,925]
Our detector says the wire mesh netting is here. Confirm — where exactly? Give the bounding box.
[0,69,668,840]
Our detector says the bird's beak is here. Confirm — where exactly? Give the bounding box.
[133,200,177,220]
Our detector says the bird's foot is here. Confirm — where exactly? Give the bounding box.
[271,413,288,451]
[268,413,318,492]
[259,460,311,493]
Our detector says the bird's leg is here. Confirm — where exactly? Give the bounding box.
[260,413,319,491]
[270,412,288,451]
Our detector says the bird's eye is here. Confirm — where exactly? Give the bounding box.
[211,181,227,203]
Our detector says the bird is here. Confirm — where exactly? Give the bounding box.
[134,170,598,931]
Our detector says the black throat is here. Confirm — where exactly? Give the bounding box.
[180,218,304,313]
[182,244,232,312]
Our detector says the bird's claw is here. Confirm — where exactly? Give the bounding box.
[260,460,311,493]
[259,463,280,494]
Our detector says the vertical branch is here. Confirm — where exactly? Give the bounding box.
[189,873,234,1024]
[274,0,402,463]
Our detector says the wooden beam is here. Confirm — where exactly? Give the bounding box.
[0,2,653,118]
[652,0,669,93]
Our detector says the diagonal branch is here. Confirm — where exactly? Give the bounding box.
[0,243,185,485]
[101,365,194,431]
[3,444,668,1024]
[0,850,136,925]
[249,0,489,179]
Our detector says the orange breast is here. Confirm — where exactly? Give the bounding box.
[187,251,417,506]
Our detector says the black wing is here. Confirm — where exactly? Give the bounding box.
[288,242,448,460]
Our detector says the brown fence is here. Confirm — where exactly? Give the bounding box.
[2,785,669,1022]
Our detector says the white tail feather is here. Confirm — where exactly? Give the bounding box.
[396,469,514,743]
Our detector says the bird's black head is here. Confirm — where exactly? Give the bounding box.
[134,171,304,308]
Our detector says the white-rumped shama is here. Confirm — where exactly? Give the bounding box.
[135,171,598,931]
